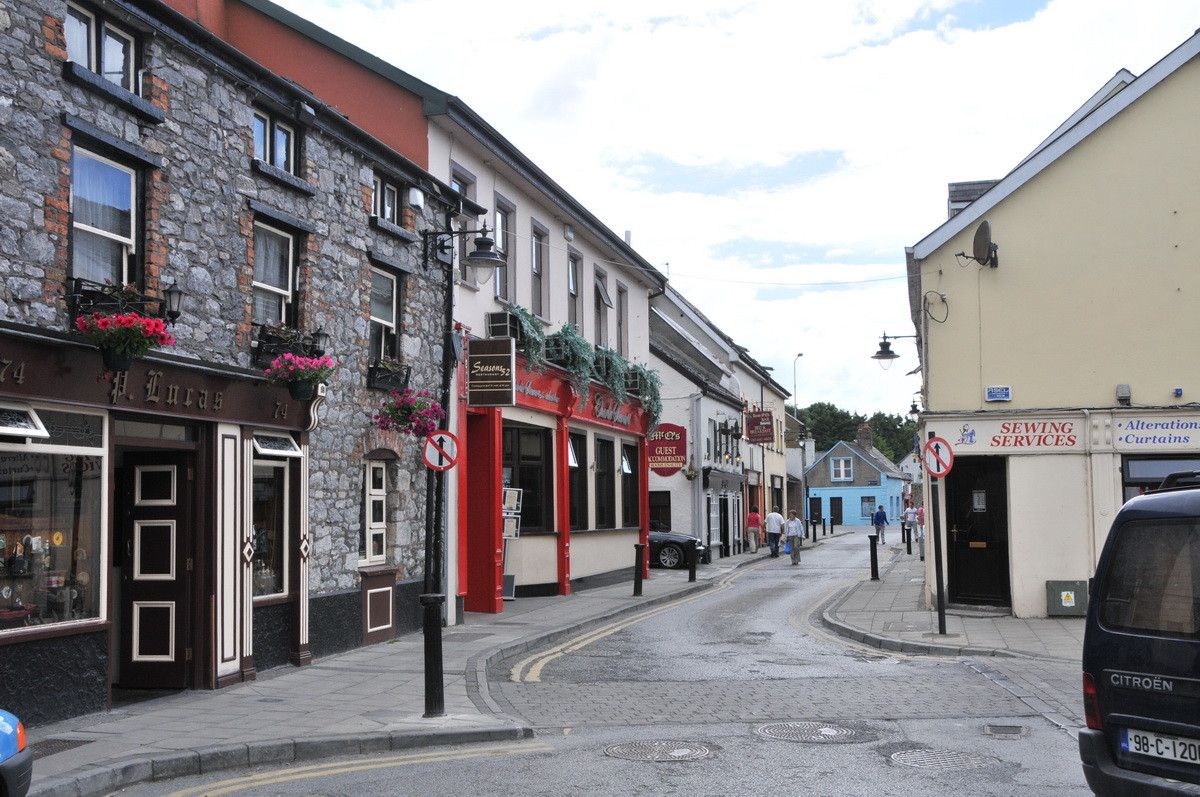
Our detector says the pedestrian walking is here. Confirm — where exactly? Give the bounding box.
[746,506,761,553]
[764,506,785,557]
[785,510,804,565]
[872,504,888,545]
[903,502,918,545]
[916,504,926,561]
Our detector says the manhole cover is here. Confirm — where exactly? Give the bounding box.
[604,740,712,762]
[757,722,859,743]
[891,749,1001,770]
[983,724,1028,739]
[30,738,93,759]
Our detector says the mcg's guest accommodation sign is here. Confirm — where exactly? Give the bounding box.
[648,423,687,476]
[467,338,516,407]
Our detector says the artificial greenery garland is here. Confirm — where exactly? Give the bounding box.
[630,362,663,426]
[545,324,595,408]
[592,346,628,404]
[506,304,548,372]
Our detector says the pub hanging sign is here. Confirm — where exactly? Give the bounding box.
[467,337,516,407]
[745,409,774,444]
[648,422,687,476]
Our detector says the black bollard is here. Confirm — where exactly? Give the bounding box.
[905,527,913,556]
[868,534,880,581]
[420,593,445,718]
[688,538,699,582]
[633,543,647,596]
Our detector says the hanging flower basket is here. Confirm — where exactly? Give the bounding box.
[263,353,339,400]
[374,389,445,437]
[75,311,176,370]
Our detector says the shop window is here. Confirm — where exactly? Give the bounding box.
[595,437,615,529]
[621,443,639,528]
[360,462,387,563]
[831,457,852,482]
[66,1,137,91]
[0,407,105,632]
[502,425,552,532]
[860,496,876,518]
[251,460,289,597]
[71,148,137,286]
[568,432,588,531]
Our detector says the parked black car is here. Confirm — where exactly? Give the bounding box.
[1080,471,1200,794]
[648,530,704,569]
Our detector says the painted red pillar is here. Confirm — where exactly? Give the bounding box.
[555,416,572,595]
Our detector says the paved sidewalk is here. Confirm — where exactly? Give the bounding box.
[25,528,1084,796]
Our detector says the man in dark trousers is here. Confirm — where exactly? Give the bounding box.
[872,505,888,545]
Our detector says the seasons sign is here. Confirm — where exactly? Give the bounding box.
[648,422,687,476]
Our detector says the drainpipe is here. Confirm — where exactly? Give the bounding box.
[1081,408,1097,569]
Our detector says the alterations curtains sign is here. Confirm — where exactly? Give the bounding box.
[648,423,687,476]
[745,410,775,444]
[467,338,516,406]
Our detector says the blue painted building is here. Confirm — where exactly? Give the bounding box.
[805,424,911,527]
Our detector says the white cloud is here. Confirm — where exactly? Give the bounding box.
[275,0,1200,415]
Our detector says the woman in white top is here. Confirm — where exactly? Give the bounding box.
[785,510,804,565]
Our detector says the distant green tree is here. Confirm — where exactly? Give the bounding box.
[867,411,918,462]
[786,402,916,464]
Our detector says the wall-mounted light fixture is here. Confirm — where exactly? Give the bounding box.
[421,223,506,282]
[65,277,186,330]
[871,332,917,370]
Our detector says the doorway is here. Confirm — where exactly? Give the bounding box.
[830,496,843,526]
[944,455,1011,606]
[116,451,194,689]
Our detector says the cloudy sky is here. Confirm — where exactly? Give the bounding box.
[273,0,1200,416]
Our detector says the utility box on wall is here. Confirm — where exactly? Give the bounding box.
[1046,580,1088,616]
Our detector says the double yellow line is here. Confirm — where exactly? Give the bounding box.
[162,742,554,796]
[509,559,771,683]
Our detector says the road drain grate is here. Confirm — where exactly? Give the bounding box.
[983,724,1028,739]
[604,740,712,762]
[757,722,859,743]
[30,738,94,759]
[891,749,1001,770]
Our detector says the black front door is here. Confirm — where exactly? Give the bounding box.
[944,456,1011,606]
[118,451,193,688]
[830,497,843,526]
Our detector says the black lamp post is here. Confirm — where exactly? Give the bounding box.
[415,222,505,717]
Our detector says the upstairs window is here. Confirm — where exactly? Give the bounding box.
[493,203,511,300]
[372,176,400,224]
[253,111,295,174]
[66,2,136,91]
[71,148,136,285]
[616,285,629,357]
[252,222,295,326]
[831,457,853,482]
[567,255,581,327]
[530,227,546,317]
[594,270,612,347]
[369,267,400,362]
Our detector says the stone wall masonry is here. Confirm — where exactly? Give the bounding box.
[0,0,449,595]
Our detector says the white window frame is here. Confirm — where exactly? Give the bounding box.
[616,284,629,357]
[362,462,387,564]
[252,221,295,326]
[567,255,580,327]
[369,267,399,362]
[66,2,136,92]
[530,227,546,317]
[831,457,853,482]
[71,148,136,286]
[253,110,295,174]
[493,203,511,299]
[372,176,401,224]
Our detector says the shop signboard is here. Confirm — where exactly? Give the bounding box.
[745,410,774,444]
[467,338,516,407]
[648,423,687,476]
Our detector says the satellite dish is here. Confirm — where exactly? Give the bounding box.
[973,220,998,267]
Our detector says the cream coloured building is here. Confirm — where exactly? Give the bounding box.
[905,30,1200,617]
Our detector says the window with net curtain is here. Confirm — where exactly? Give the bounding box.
[71,149,134,285]
[252,222,293,326]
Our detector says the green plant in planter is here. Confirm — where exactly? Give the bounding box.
[545,324,594,408]
[507,304,548,372]
[630,363,663,426]
[592,346,628,404]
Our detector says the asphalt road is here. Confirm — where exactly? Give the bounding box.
[115,535,1092,796]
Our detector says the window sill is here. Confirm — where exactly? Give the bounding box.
[369,215,419,243]
[62,61,165,124]
[251,158,316,195]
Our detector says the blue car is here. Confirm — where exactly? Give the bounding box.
[0,709,31,797]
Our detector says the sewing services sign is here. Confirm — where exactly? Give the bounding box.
[648,423,687,476]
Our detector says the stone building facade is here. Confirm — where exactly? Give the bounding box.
[0,0,458,723]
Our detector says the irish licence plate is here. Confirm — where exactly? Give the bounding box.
[1121,727,1200,764]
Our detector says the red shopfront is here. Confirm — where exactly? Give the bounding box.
[458,362,650,613]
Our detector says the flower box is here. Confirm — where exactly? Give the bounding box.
[367,361,411,392]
